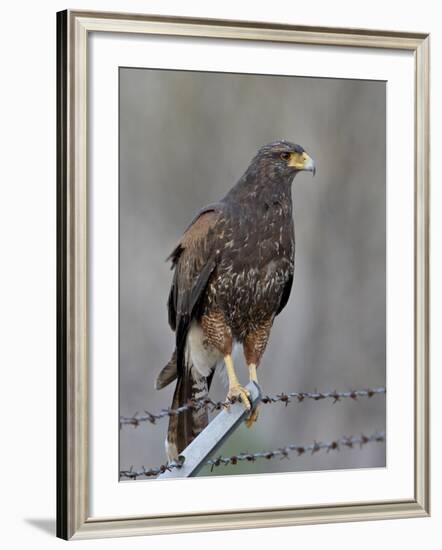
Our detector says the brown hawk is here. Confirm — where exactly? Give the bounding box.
[156,140,315,461]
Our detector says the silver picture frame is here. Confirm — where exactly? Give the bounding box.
[56,9,430,540]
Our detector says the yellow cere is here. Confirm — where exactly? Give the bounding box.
[288,151,310,170]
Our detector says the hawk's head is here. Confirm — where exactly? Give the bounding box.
[251,140,316,182]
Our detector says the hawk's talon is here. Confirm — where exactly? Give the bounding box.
[245,405,260,428]
[226,384,251,411]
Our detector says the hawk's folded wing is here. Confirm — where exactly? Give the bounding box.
[167,205,223,375]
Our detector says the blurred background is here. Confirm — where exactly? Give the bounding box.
[119,68,386,478]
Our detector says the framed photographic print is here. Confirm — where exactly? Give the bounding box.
[57,9,430,540]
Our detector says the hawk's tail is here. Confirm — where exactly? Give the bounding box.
[155,350,178,390]
[156,351,209,463]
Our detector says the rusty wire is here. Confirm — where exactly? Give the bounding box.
[119,430,386,479]
[119,386,386,428]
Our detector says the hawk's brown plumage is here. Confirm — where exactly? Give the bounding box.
[156,140,315,461]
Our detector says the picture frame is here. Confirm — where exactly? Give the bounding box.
[56,9,430,540]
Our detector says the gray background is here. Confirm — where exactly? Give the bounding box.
[119,68,386,478]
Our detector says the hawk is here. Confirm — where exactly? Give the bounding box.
[156,140,315,461]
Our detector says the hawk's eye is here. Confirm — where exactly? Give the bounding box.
[280,152,291,161]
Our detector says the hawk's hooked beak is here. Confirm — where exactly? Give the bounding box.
[302,153,316,176]
[288,151,316,176]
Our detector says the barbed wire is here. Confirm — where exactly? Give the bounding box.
[119,459,184,479]
[119,386,386,428]
[119,430,386,479]
[207,431,386,470]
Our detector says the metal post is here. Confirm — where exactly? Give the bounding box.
[158,381,261,478]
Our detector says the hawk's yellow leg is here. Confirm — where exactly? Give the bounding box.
[245,363,260,428]
[224,354,251,410]
[248,363,258,383]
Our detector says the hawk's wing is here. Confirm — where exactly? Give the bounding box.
[276,272,294,315]
[167,204,222,376]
